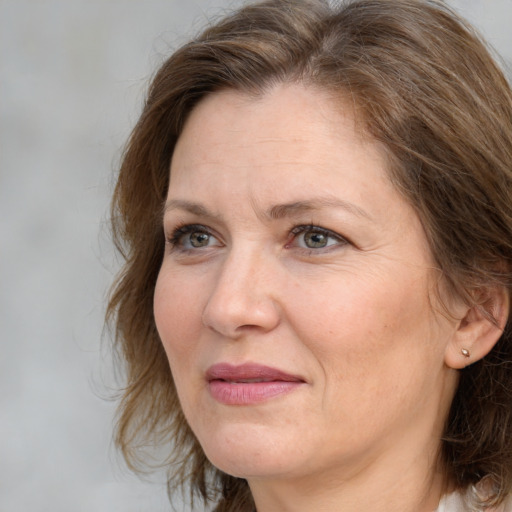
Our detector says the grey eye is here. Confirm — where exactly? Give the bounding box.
[168,224,221,251]
[303,231,329,248]
[291,225,347,251]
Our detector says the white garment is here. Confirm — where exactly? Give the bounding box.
[436,491,474,512]
[436,490,512,512]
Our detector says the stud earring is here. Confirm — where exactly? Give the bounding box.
[461,348,471,358]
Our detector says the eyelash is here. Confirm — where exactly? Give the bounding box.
[165,223,349,253]
[166,224,214,248]
[288,225,349,251]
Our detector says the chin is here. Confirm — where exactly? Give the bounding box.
[196,422,303,479]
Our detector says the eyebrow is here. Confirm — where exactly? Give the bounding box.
[266,196,371,221]
[163,199,216,218]
[163,196,371,221]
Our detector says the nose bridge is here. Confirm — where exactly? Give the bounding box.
[202,241,280,337]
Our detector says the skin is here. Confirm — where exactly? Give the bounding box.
[154,83,465,512]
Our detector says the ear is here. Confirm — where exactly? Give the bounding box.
[445,287,509,369]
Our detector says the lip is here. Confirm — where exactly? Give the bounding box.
[206,363,305,405]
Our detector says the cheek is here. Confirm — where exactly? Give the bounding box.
[287,270,441,393]
[153,270,203,364]
[289,270,429,345]
[153,271,210,428]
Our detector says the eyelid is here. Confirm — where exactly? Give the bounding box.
[166,223,221,250]
[165,222,350,253]
[287,224,350,250]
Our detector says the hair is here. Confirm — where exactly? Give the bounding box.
[107,0,512,510]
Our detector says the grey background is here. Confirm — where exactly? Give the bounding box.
[1,1,511,511]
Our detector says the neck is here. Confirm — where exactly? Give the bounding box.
[248,427,450,512]
[247,364,459,512]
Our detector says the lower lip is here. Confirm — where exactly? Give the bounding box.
[208,380,303,405]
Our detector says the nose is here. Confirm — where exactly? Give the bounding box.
[201,247,281,339]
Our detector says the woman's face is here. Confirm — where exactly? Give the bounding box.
[154,84,460,484]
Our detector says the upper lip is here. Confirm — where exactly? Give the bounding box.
[206,363,305,383]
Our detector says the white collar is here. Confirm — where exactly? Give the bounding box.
[435,491,471,512]
[435,490,512,512]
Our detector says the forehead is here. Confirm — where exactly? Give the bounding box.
[170,83,385,184]
[177,83,370,142]
[167,84,417,237]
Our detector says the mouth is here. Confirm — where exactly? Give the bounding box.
[205,363,305,405]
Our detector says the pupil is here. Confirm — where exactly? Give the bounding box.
[305,231,327,248]
[190,232,209,247]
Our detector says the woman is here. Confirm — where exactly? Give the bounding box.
[107,0,512,510]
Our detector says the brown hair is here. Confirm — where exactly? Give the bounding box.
[107,0,512,509]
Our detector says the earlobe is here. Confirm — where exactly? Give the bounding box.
[444,287,509,369]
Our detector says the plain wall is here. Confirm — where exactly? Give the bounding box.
[1,1,511,510]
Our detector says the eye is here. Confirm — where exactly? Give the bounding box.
[187,231,211,248]
[167,224,221,250]
[302,230,332,249]
[289,225,348,250]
